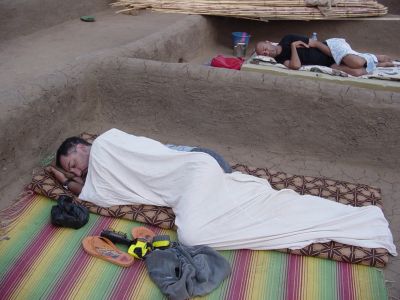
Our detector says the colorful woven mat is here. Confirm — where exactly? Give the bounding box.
[0,194,388,300]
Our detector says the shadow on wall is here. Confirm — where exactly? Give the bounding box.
[380,0,400,14]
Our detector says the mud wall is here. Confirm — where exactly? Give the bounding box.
[381,0,400,14]
[0,61,100,194]
[94,56,400,167]
[95,15,216,63]
[4,53,399,178]
[4,54,399,177]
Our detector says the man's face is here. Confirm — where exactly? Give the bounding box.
[59,144,90,177]
[256,41,278,57]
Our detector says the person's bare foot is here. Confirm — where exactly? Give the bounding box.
[376,54,392,63]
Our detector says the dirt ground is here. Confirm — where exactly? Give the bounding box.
[0,1,399,298]
[0,10,184,91]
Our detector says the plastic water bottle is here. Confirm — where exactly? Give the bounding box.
[311,32,318,41]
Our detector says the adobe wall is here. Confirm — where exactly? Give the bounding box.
[94,57,400,167]
[381,0,400,14]
[2,53,399,189]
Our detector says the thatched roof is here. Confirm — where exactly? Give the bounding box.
[111,0,387,20]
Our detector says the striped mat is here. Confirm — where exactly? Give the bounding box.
[0,194,388,300]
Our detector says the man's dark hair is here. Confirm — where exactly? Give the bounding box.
[56,137,91,168]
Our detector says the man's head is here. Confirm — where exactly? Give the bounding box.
[255,41,279,57]
[56,137,92,177]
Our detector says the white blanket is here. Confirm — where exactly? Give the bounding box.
[80,129,397,255]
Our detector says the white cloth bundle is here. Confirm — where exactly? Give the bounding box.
[80,129,397,255]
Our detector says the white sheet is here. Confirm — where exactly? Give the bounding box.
[80,129,397,255]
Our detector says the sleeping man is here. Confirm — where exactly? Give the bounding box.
[47,136,232,195]
[47,128,397,255]
[255,34,394,77]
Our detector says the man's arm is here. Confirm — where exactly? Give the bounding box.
[65,180,84,195]
[46,166,83,195]
[280,34,309,46]
[308,40,332,57]
[284,40,308,70]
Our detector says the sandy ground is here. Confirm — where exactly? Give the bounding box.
[0,3,399,299]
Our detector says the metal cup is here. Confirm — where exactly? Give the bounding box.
[233,43,247,58]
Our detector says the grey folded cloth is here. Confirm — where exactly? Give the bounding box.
[145,243,231,300]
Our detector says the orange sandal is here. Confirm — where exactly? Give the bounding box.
[82,236,134,267]
[131,226,156,243]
